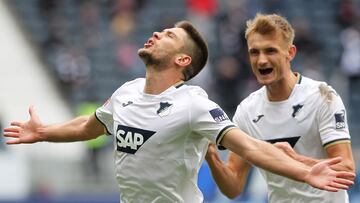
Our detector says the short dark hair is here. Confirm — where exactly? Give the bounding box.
[175,21,208,81]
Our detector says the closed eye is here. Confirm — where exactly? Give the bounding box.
[167,32,176,38]
[162,29,177,39]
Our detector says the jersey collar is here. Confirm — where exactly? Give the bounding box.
[173,80,185,88]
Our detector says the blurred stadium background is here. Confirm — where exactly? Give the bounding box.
[0,0,360,202]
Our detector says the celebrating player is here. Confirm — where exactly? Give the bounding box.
[4,21,355,203]
[206,13,356,202]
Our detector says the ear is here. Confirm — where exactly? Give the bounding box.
[287,45,297,61]
[175,54,192,67]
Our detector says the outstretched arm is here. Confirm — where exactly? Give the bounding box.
[205,143,251,199]
[3,106,105,144]
[220,128,355,192]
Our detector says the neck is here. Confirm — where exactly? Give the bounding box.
[144,65,183,95]
[266,72,299,101]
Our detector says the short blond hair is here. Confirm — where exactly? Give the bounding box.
[245,13,295,45]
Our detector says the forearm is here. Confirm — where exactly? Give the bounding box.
[206,151,250,198]
[245,140,309,182]
[222,129,310,183]
[290,152,355,183]
[38,116,98,142]
[287,146,355,173]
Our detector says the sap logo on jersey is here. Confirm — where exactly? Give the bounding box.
[116,125,156,154]
[209,108,229,123]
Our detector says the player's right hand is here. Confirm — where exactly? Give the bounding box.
[3,106,44,144]
[205,143,217,160]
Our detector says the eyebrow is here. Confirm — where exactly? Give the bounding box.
[248,48,258,52]
[163,29,178,38]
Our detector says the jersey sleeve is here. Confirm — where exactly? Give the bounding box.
[318,89,351,149]
[190,91,236,149]
[232,103,249,133]
[95,97,114,135]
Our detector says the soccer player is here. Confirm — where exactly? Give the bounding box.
[205,14,356,202]
[4,21,354,203]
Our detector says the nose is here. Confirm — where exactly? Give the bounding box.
[153,31,160,39]
[257,53,268,67]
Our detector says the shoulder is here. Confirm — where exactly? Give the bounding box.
[181,84,209,99]
[120,78,145,90]
[299,76,324,90]
[112,78,144,96]
[239,86,266,109]
[299,76,339,102]
[182,84,221,110]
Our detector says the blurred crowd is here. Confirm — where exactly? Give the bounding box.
[7,0,360,119]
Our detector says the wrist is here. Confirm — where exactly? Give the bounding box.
[37,126,49,142]
[302,168,312,184]
[289,152,300,161]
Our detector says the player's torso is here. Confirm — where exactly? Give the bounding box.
[244,83,325,158]
[241,78,348,203]
[113,91,189,157]
[110,80,206,203]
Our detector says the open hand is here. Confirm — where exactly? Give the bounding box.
[305,157,355,192]
[3,106,44,144]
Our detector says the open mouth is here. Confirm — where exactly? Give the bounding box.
[259,68,273,75]
[144,38,154,48]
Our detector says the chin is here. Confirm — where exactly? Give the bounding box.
[138,48,148,56]
[138,48,151,60]
[138,50,160,66]
[257,77,274,86]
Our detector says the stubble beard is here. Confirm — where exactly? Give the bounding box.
[138,48,171,71]
[138,48,160,67]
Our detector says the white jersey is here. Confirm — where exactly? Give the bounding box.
[96,78,235,203]
[233,75,351,203]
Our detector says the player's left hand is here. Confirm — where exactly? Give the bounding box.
[305,156,355,192]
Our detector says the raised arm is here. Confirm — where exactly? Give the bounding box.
[3,106,105,144]
[220,128,355,192]
[205,143,252,199]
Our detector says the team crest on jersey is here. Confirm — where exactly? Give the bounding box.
[292,104,304,118]
[335,110,346,129]
[209,108,229,122]
[157,102,173,117]
[116,125,156,154]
